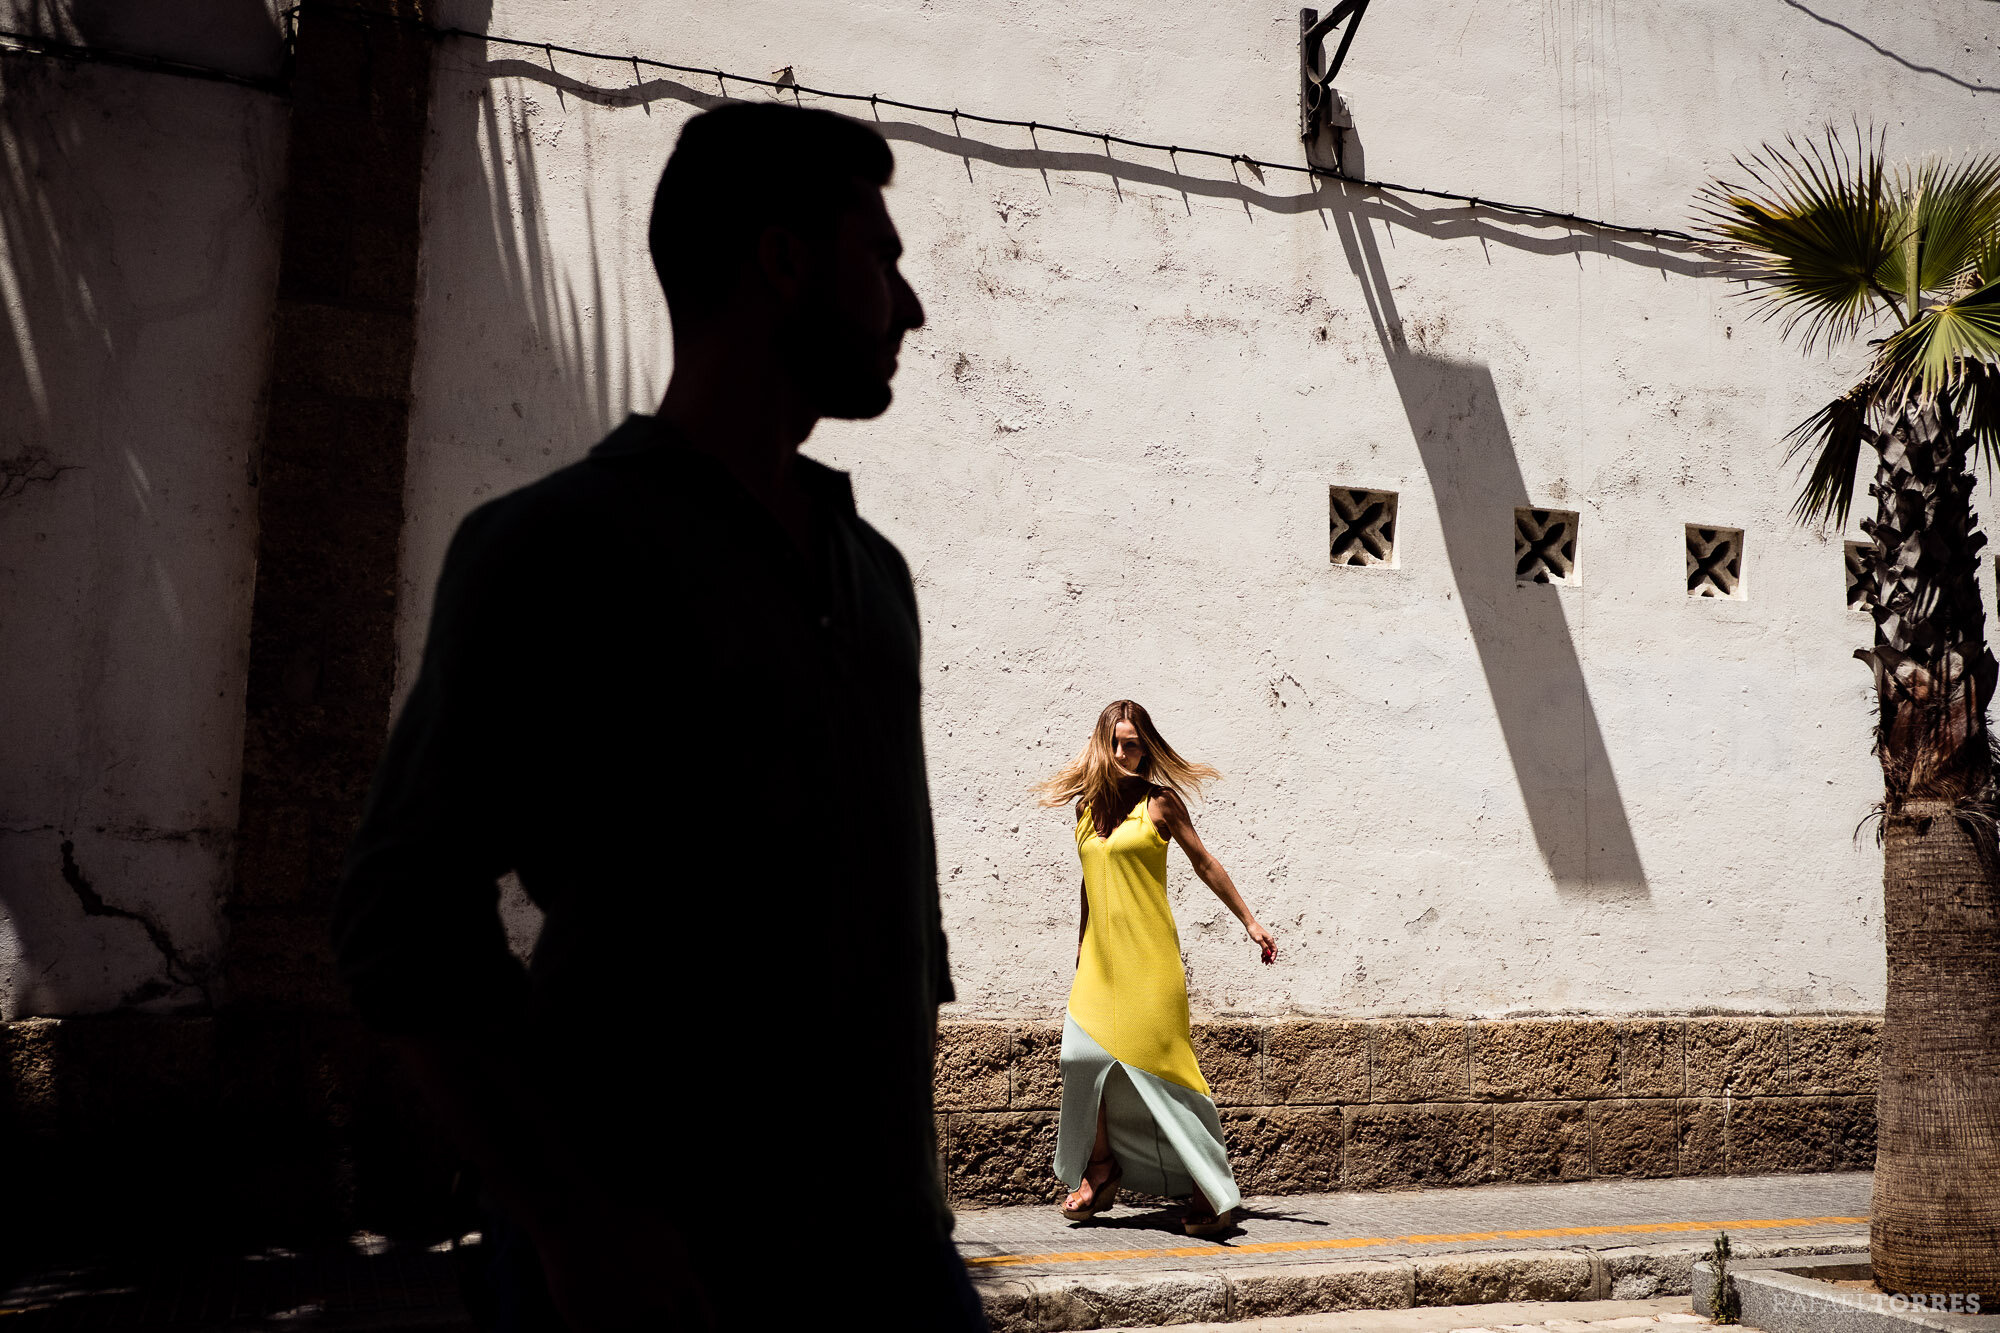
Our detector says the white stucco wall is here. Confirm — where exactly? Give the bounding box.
[0,4,288,1017]
[404,1,2000,1018]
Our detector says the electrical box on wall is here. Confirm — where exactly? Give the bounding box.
[1299,1,1370,175]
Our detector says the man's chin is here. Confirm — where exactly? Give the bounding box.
[819,380,895,421]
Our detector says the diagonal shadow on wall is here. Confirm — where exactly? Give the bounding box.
[1328,205,1649,900]
[441,30,1657,898]
[1777,0,1998,96]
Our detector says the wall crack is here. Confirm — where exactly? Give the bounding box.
[57,838,213,1009]
[0,450,81,500]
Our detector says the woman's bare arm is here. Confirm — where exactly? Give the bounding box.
[1077,878,1089,965]
[1154,790,1275,959]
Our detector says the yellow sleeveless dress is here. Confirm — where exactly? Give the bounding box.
[1056,790,1240,1210]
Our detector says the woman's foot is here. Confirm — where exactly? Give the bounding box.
[1059,1154,1123,1221]
[1182,1189,1232,1237]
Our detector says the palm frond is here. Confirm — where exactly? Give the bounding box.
[1967,216,2000,290]
[1785,379,1879,529]
[1878,153,2000,299]
[1955,358,2000,475]
[1696,124,1900,351]
[1878,276,2000,399]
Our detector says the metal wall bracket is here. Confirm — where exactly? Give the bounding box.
[1300,1,1370,173]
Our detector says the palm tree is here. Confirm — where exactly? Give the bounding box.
[1699,127,2000,1300]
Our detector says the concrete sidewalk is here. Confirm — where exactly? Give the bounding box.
[0,1173,1860,1330]
[959,1172,1867,1330]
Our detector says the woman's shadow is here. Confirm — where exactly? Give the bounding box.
[1077,1200,1330,1242]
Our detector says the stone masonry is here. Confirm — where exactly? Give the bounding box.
[0,1011,1877,1244]
[936,1015,1879,1207]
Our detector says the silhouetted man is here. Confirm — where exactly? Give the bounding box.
[334,104,981,1331]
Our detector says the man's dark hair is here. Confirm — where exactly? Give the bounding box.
[649,102,894,327]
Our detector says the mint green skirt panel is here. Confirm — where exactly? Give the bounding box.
[1054,1013,1241,1212]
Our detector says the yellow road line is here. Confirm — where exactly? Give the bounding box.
[963,1214,1867,1269]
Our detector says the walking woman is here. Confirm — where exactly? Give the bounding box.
[1036,700,1276,1236]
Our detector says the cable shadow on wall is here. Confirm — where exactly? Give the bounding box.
[1328,205,1649,901]
[470,53,1726,281]
[1776,0,1998,96]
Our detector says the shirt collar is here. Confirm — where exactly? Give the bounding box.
[592,413,856,517]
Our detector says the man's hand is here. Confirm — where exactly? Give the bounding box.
[531,1196,715,1332]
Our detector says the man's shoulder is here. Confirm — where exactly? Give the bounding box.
[458,458,620,543]
[852,513,912,575]
[789,450,913,582]
[449,418,689,559]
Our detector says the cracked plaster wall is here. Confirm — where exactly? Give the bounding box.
[399,0,1999,1019]
[0,2,288,1017]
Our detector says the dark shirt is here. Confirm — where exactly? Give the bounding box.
[333,415,954,1243]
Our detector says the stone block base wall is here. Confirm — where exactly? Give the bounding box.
[936,1016,1880,1207]
[0,1012,1879,1247]
[0,1014,458,1254]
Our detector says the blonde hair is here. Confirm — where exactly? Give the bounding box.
[1034,699,1221,820]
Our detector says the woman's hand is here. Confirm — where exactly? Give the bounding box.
[1247,919,1276,964]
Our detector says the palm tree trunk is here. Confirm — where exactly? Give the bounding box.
[1871,802,2000,1301]
[1860,403,2000,1298]
[1855,402,1996,801]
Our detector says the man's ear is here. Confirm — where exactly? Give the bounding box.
[754,225,812,303]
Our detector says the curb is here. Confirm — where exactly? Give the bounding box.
[972,1234,1870,1331]
[1694,1252,1998,1332]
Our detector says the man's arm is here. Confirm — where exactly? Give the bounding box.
[334,502,552,1193]
[334,502,531,1032]
[332,501,713,1330]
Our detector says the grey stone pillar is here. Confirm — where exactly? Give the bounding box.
[221,0,441,1236]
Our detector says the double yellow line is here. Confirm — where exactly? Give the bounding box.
[965,1214,1867,1269]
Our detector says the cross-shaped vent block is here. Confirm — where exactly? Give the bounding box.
[1687,525,1744,598]
[1845,541,1871,610]
[1515,507,1579,585]
[1329,487,1397,567]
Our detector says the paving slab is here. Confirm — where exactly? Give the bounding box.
[956,1171,1871,1278]
[961,1172,1867,1329]
[1107,1295,1720,1331]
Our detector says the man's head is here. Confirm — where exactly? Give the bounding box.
[650,103,924,420]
